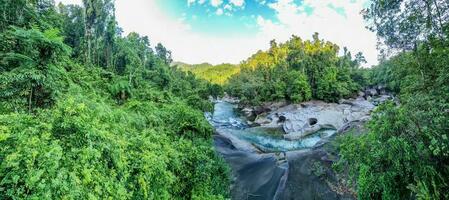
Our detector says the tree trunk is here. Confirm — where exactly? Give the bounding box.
[28,86,33,114]
[433,0,445,39]
[424,0,434,31]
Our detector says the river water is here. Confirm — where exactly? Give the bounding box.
[207,101,336,153]
[206,101,339,200]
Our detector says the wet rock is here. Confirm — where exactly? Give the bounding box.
[215,130,356,200]
[365,88,378,97]
[214,134,289,200]
[357,91,365,97]
[281,149,355,200]
[221,94,240,103]
[308,118,318,126]
[254,106,270,115]
[371,95,392,106]
[241,107,253,116]
[250,97,384,140]
[215,128,260,153]
[283,118,302,133]
[254,115,272,125]
[278,115,287,123]
[284,125,323,140]
[211,93,391,200]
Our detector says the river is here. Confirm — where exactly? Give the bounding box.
[206,100,350,200]
[207,101,337,152]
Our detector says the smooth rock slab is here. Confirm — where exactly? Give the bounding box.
[254,98,378,140]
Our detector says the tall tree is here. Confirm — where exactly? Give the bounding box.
[82,0,115,66]
[364,0,449,51]
[58,4,85,59]
[0,0,59,31]
[155,43,173,65]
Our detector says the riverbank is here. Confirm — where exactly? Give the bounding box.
[237,87,394,140]
[208,88,393,199]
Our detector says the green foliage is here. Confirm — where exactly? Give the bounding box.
[0,0,61,32]
[177,62,241,85]
[284,70,312,103]
[161,102,213,139]
[363,0,449,51]
[338,5,449,198]
[338,97,449,199]
[155,43,173,65]
[0,91,230,199]
[0,0,229,199]
[226,34,365,105]
[58,4,85,60]
[0,27,70,113]
[109,77,132,103]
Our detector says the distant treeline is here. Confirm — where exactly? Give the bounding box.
[175,62,240,85]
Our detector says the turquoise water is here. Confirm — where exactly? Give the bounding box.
[208,101,336,152]
[232,128,335,152]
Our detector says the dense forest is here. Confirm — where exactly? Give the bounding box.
[336,0,449,199]
[218,0,447,199]
[0,0,229,199]
[175,62,240,85]
[225,34,368,105]
[1,0,449,199]
[179,0,449,199]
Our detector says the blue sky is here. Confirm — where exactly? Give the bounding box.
[158,0,282,37]
[156,0,339,37]
[57,0,378,66]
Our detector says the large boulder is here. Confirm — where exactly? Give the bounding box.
[241,107,255,119]
[254,105,270,115]
[260,99,377,140]
[239,91,392,140]
[364,88,378,97]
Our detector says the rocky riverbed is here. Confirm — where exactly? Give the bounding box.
[208,88,393,200]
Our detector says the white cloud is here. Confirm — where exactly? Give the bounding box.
[216,8,224,15]
[255,0,378,66]
[210,0,223,7]
[54,0,263,65]
[230,0,245,7]
[111,0,265,65]
[224,4,233,10]
[54,0,378,67]
[187,0,206,6]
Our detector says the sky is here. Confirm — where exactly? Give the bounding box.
[55,0,379,67]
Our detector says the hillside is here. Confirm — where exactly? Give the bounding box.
[0,1,229,199]
[225,34,368,105]
[1,0,449,199]
[174,62,240,85]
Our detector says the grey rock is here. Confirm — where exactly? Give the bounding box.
[253,97,385,140]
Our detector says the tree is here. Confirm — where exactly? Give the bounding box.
[226,34,365,104]
[338,1,449,199]
[284,70,312,103]
[82,0,115,66]
[364,0,449,51]
[0,1,230,199]
[0,28,70,113]
[59,4,85,59]
[155,43,173,65]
